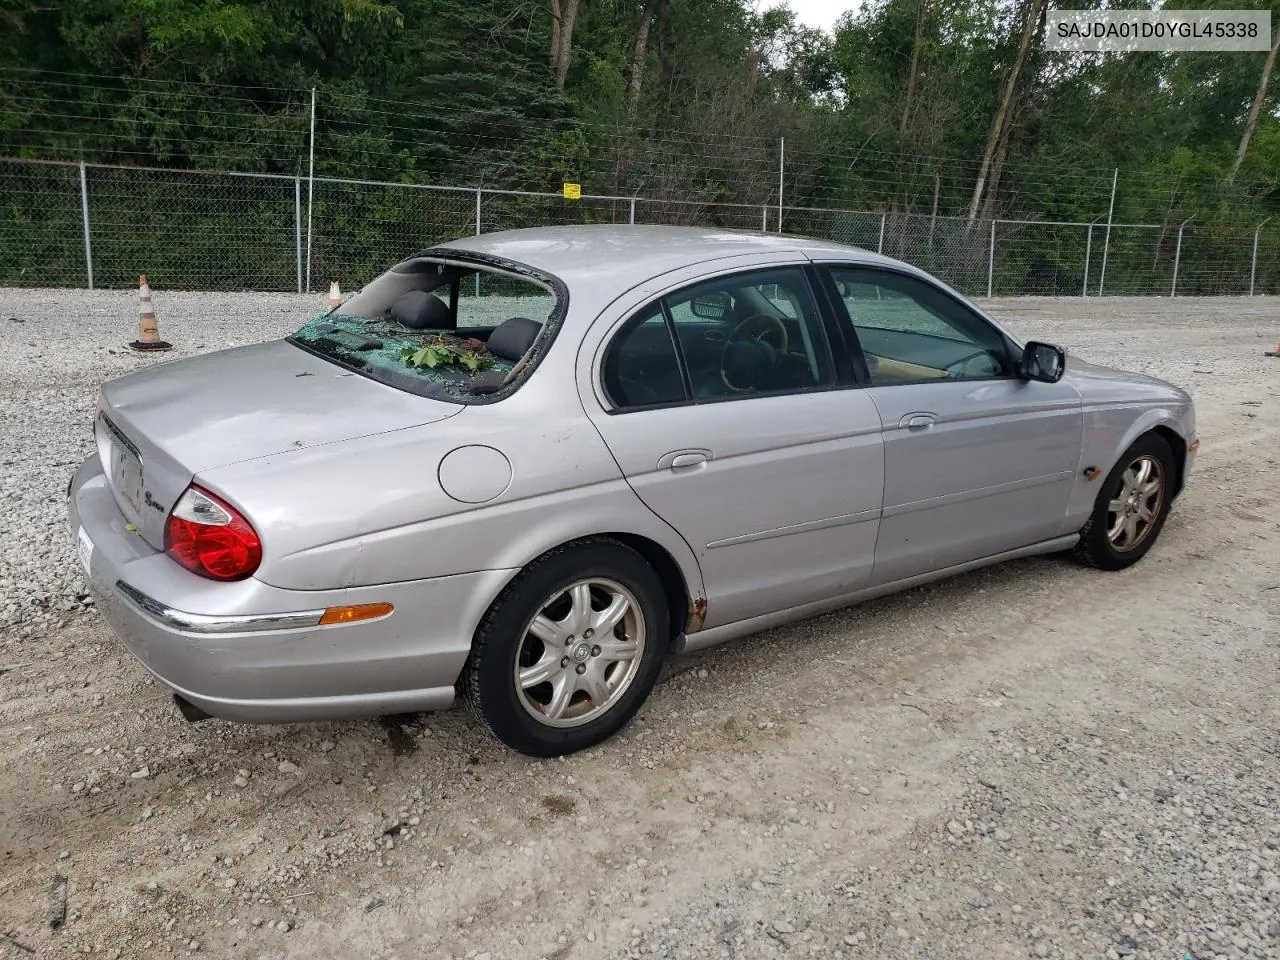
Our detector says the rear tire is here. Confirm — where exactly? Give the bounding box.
[1072,432,1175,571]
[462,539,668,757]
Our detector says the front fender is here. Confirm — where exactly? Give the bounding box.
[1061,402,1194,533]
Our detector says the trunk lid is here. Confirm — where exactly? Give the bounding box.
[96,339,463,548]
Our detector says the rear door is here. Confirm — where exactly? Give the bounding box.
[819,264,1083,585]
[582,262,884,629]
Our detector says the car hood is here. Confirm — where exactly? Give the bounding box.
[96,339,462,548]
[1063,356,1191,404]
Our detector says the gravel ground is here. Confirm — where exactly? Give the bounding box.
[0,289,1277,960]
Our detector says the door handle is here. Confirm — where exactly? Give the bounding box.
[670,453,708,469]
[899,412,937,430]
[657,449,712,470]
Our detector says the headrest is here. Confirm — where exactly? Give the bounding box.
[390,290,451,330]
[486,316,542,362]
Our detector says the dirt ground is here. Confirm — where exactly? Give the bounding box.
[1,295,1278,960]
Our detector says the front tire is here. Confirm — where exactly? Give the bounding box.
[1072,432,1176,571]
[462,539,669,756]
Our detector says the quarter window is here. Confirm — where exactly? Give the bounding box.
[602,307,686,408]
[828,267,1012,384]
[603,267,834,410]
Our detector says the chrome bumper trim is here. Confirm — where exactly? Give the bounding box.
[115,581,325,635]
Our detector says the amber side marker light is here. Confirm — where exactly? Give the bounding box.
[319,603,393,626]
[1189,439,1201,453]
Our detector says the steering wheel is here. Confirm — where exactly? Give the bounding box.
[719,313,789,393]
[729,313,788,353]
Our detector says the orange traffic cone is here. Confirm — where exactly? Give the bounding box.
[328,280,342,308]
[129,274,172,352]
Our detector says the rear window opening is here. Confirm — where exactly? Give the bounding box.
[288,255,561,403]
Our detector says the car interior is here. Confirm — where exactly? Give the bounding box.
[292,258,554,399]
[604,272,834,408]
[832,276,1012,383]
[385,286,544,365]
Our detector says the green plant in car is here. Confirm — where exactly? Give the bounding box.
[400,337,494,372]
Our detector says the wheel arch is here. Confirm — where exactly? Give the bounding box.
[1068,407,1191,533]
[469,531,703,658]
[603,532,700,651]
[1149,424,1187,497]
[1102,411,1189,487]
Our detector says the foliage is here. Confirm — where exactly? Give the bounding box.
[2,0,1279,293]
[400,337,494,373]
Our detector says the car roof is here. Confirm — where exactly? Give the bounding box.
[431,225,905,290]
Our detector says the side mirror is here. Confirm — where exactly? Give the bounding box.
[1018,341,1066,383]
[690,292,730,320]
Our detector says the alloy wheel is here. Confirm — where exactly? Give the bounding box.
[513,578,646,728]
[1106,454,1165,553]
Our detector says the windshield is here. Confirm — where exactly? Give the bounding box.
[288,255,561,403]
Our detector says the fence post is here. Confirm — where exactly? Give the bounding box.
[987,220,996,298]
[294,177,303,294]
[1082,223,1093,297]
[1098,167,1117,296]
[761,205,768,232]
[305,87,316,294]
[777,137,784,233]
[78,161,93,291]
[877,213,886,254]
[629,196,636,225]
[1170,221,1186,296]
[474,187,483,296]
[1250,217,1271,295]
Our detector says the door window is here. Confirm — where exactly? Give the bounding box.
[827,267,1012,384]
[603,267,834,410]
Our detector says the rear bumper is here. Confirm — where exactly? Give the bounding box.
[67,454,515,723]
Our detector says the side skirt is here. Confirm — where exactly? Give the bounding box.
[679,534,1080,654]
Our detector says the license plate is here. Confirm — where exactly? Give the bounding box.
[76,525,94,575]
[111,440,144,516]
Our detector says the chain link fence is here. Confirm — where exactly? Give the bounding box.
[992,220,1092,297]
[0,159,85,287]
[2,157,1277,297]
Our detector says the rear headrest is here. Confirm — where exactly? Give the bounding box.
[486,316,542,362]
[390,290,452,330]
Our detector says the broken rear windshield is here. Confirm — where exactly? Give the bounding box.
[288,256,560,403]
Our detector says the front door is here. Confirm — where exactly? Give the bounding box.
[821,264,1083,585]
[584,265,885,629]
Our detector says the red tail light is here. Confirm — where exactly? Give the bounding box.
[164,485,262,581]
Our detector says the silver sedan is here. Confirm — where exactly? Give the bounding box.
[67,226,1197,755]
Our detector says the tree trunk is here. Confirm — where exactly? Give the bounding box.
[656,0,672,86]
[1227,25,1280,183]
[550,0,561,69]
[966,0,1045,220]
[899,0,930,138]
[554,0,580,91]
[979,122,1012,220]
[629,0,656,112]
[746,46,763,94]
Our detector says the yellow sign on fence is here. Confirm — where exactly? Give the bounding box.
[562,182,581,200]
